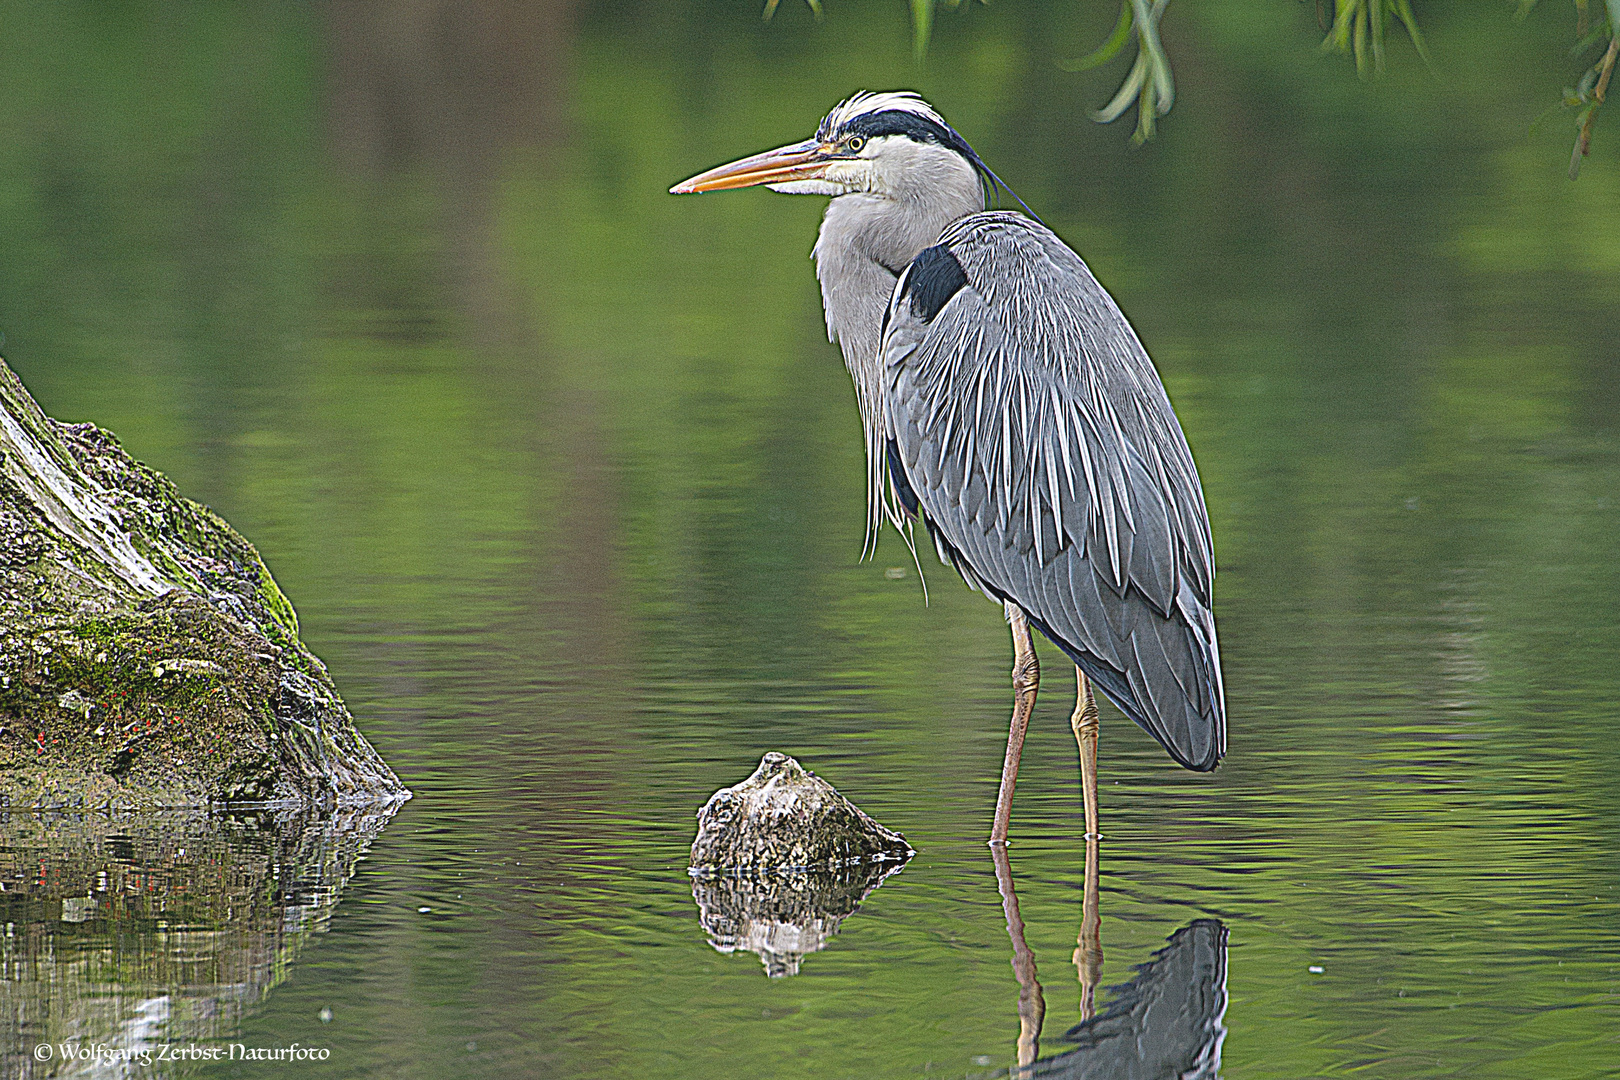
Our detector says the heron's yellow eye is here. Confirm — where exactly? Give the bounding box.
[847,136,866,154]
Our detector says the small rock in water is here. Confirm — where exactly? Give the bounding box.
[690,752,912,874]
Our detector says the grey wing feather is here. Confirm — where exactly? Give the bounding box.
[882,212,1226,770]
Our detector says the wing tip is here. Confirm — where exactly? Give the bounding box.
[1172,738,1225,773]
[1064,639,1226,773]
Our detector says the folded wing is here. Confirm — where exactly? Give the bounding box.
[881,212,1225,770]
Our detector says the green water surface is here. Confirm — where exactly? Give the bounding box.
[1,1,1617,1077]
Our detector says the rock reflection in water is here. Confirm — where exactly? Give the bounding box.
[691,860,908,977]
[0,804,400,1078]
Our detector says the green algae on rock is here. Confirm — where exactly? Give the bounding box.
[0,358,408,808]
[689,753,912,874]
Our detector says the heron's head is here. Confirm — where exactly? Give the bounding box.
[670,91,991,205]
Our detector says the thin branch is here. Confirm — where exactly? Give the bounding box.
[1572,33,1618,177]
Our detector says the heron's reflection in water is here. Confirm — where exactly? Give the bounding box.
[992,840,1228,1079]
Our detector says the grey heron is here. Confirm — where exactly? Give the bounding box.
[671,92,1225,844]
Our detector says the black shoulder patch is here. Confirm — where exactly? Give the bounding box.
[902,245,969,324]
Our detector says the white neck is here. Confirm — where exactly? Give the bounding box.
[809,140,983,543]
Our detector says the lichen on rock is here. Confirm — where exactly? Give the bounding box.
[0,357,408,809]
[689,752,912,874]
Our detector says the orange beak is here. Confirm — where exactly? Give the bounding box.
[669,140,839,194]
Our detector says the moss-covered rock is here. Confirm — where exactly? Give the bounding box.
[0,358,408,808]
[689,752,912,874]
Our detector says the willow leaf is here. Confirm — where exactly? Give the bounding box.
[911,0,934,60]
[1060,0,1133,73]
[1093,49,1149,123]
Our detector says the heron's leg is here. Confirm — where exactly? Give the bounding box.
[991,602,1039,845]
[1071,668,1103,1021]
[1074,833,1102,1022]
[991,842,1045,1074]
[1070,667,1100,841]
